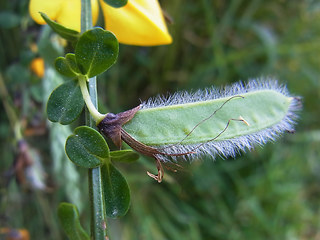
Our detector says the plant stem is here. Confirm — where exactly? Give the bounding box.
[0,73,22,141]
[80,1,108,239]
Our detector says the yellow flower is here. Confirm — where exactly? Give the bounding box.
[30,57,45,78]
[29,0,99,32]
[29,0,172,46]
[100,0,172,46]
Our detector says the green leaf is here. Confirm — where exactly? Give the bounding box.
[55,54,81,78]
[103,0,128,8]
[65,54,81,74]
[30,83,43,102]
[65,126,109,168]
[40,12,80,42]
[6,63,31,84]
[55,57,76,78]
[38,25,64,65]
[123,89,295,146]
[101,163,130,218]
[75,28,119,78]
[47,80,84,125]
[110,150,139,163]
[57,203,89,240]
[0,11,20,29]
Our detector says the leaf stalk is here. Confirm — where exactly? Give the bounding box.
[78,75,106,124]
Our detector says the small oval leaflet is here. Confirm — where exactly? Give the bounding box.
[101,163,130,218]
[65,126,109,168]
[57,202,89,240]
[55,53,81,78]
[75,28,119,78]
[47,80,84,125]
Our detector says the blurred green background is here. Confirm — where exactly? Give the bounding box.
[1,0,320,239]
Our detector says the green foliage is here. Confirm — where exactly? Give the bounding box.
[40,12,80,43]
[55,54,79,78]
[0,11,21,29]
[38,25,65,65]
[103,0,128,8]
[65,126,109,168]
[101,163,131,218]
[75,28,119,78]
[6,63,31,84]
[41,32,84,212]
[1,1,320,240]
[47,21,130,231]
[47,80,84,125]
[54,28,119,79]
[57,203,89,240]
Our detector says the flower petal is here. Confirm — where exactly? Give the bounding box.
[30,57,45,78]
[100,0,172,46]
[29,0,64,24]
[29,0,99,32]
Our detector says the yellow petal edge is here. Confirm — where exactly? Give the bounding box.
[100,0,172,46]
[29,0,99,32]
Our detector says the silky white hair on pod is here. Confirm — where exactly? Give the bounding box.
[140,78,302,162]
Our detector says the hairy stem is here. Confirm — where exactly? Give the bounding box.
[80,0,108,239]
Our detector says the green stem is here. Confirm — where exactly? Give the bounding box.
[0,73,23,141]
[81,0,92,34]
[80,1,108,239]
[79,76,106,123]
